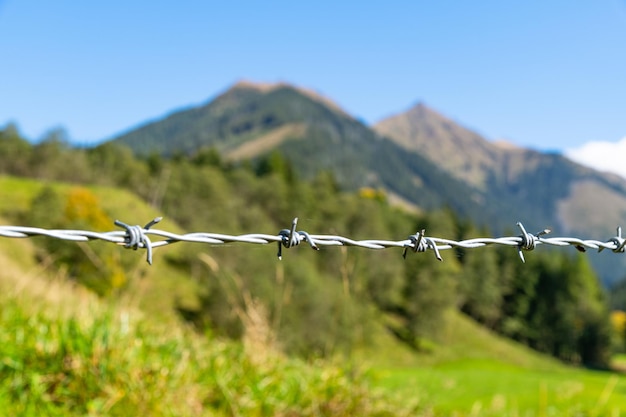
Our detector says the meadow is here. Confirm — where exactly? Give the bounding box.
[367,311,626,415]
[0,167,623,415]
[376,361,624,416]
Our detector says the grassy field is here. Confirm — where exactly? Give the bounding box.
[0,175,198,322]
[368,312,626,415]
[613,354,626,370]
[375,360,624,415]
[0,225,414,416]
[2,174,625,416]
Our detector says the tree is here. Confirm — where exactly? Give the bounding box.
[25,186,126,296]
[497,249,611,366]
[256,150,297,184]
[610,278,626,311]
[496,243,539,344]
[87,142,150,189]
[395,210,461,350]
[568,254,612,366]
[191,146,223,168]
[0,124,32,175]
[458,244,502,327]
[28,130,90,183]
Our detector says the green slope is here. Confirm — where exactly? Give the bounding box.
[2,175,623,416]
[110,83,507,227]
[0,175,197,322]
[0,176,416,416]
[109,82,626,286]
[372,311,626,415]
[0,234,414,417]
[376,103,626,286]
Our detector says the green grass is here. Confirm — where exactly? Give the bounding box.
[0,175,418,416]
[0,238,414,416]
[3,174,625,416]
[0,174,197,322]
[356,310,561,370]
[0,297,415,416]
[369,312,626,415]
[0,175,45,211]
[612,353,626,370]
[0,174,180,232]
[375,360,624,416]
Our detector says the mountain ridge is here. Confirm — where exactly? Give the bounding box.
[374,102,506,189]
[109,80,626,284]
[112,81,499,226]
[375,101,626,235]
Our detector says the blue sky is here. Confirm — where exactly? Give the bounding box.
[1,1,625,166]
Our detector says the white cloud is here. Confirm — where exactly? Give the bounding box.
[565,137,626,180]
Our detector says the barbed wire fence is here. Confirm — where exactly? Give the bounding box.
[1,217,625,266]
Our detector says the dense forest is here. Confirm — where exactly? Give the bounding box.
[0,124,622,367]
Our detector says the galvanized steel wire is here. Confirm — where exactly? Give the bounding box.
[1,217,625,265]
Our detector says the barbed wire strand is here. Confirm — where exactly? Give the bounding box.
[1,217,625,265]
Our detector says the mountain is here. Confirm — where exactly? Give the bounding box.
[375,103,503,190]
[110,81,626,284]
[111,81,502,225]
[375,103,626,284]
[374,103,626,234]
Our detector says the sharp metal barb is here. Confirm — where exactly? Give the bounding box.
[277,217,301,260]
[288,217,298,247]
[403,229,426,259]
[515,222,551,263]
[114,218,161,265]
[611,226,626,253]
[1,219,624,266]
[428,237,443,262]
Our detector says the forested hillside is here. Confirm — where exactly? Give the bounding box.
[108,81,626,286]
[0,216,414,416]
[0,125,617,367]
[110,82,512,229]
[375,102,626,285]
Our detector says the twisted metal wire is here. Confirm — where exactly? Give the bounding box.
[1,217,625,265]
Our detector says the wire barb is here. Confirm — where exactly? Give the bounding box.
[516,222,550,263]
[403,229,442,261]
[114,217,162,265]
[606,226,626,253]
[277,217,319,260]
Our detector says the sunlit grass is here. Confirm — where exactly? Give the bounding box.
[0,212,415,416]
[3,174,625,416]
[0,277,416,416]
[0,175,45,214]
[369,311,626,415]
[374,360,624,415]
[612,353,626,373]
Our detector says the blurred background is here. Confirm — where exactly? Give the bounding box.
[1,1,626,415]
